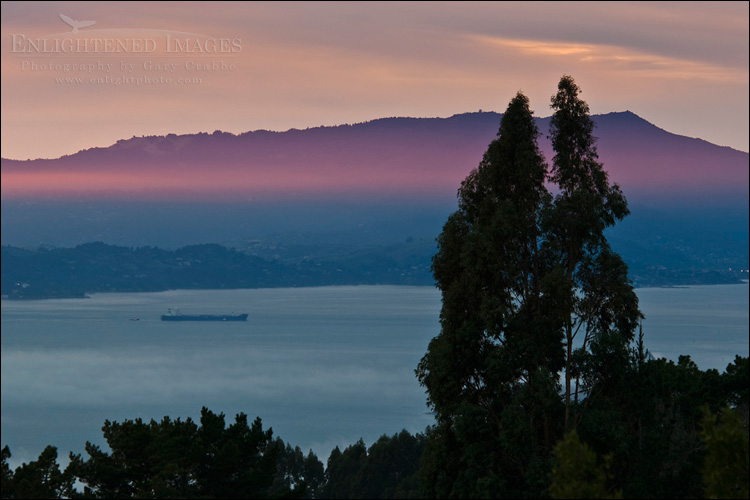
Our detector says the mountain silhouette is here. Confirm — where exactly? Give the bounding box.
[2,111,747,203]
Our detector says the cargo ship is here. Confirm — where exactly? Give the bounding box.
[161,308,248,321]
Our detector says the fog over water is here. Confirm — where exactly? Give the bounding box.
[2,283,748,469]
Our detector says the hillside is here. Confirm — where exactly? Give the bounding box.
[2,111,747,202]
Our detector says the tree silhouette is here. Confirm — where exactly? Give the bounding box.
[416,90,563,496]
[546,75,641,428]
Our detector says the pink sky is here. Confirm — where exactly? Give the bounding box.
[1,1,748,161]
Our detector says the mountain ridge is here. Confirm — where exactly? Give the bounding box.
[3,110,747,202]
[3,110,747,164]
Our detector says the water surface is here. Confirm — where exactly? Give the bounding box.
[2,283,747,468]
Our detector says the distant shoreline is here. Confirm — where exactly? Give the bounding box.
[2,280,747,302]
[2,293,90,301]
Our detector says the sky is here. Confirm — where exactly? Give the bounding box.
[1,1,748,161]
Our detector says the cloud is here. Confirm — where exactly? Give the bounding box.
[475,34,748,83]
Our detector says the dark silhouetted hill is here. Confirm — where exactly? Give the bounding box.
[2,111,747,203]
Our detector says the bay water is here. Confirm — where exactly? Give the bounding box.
[2,283,748,468]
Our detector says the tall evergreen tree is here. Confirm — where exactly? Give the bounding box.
[416,77,643,496]
[416,91,562,496]
[546,75,641,428]
[417,90,555,416]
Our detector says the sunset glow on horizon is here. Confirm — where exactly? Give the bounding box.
[1,0,748,164]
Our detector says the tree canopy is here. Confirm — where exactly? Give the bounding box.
[415,75,644,496]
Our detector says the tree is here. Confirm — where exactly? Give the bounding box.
[574,353,748,499]
[2,445,75,499]
[417,90,556,417]
[322,440,368,499]
[722,355,749,422]
[415,77,643,496]
[269,437,325,498]
[546,75,641,428]
[69,407,279,498]
[355,430,425,499]
[700,406,750,499]
[70,415,203,498]
[1,446,12,499]
[302,449,326,499]
[548,429,621,499]
[416,90,563,497]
